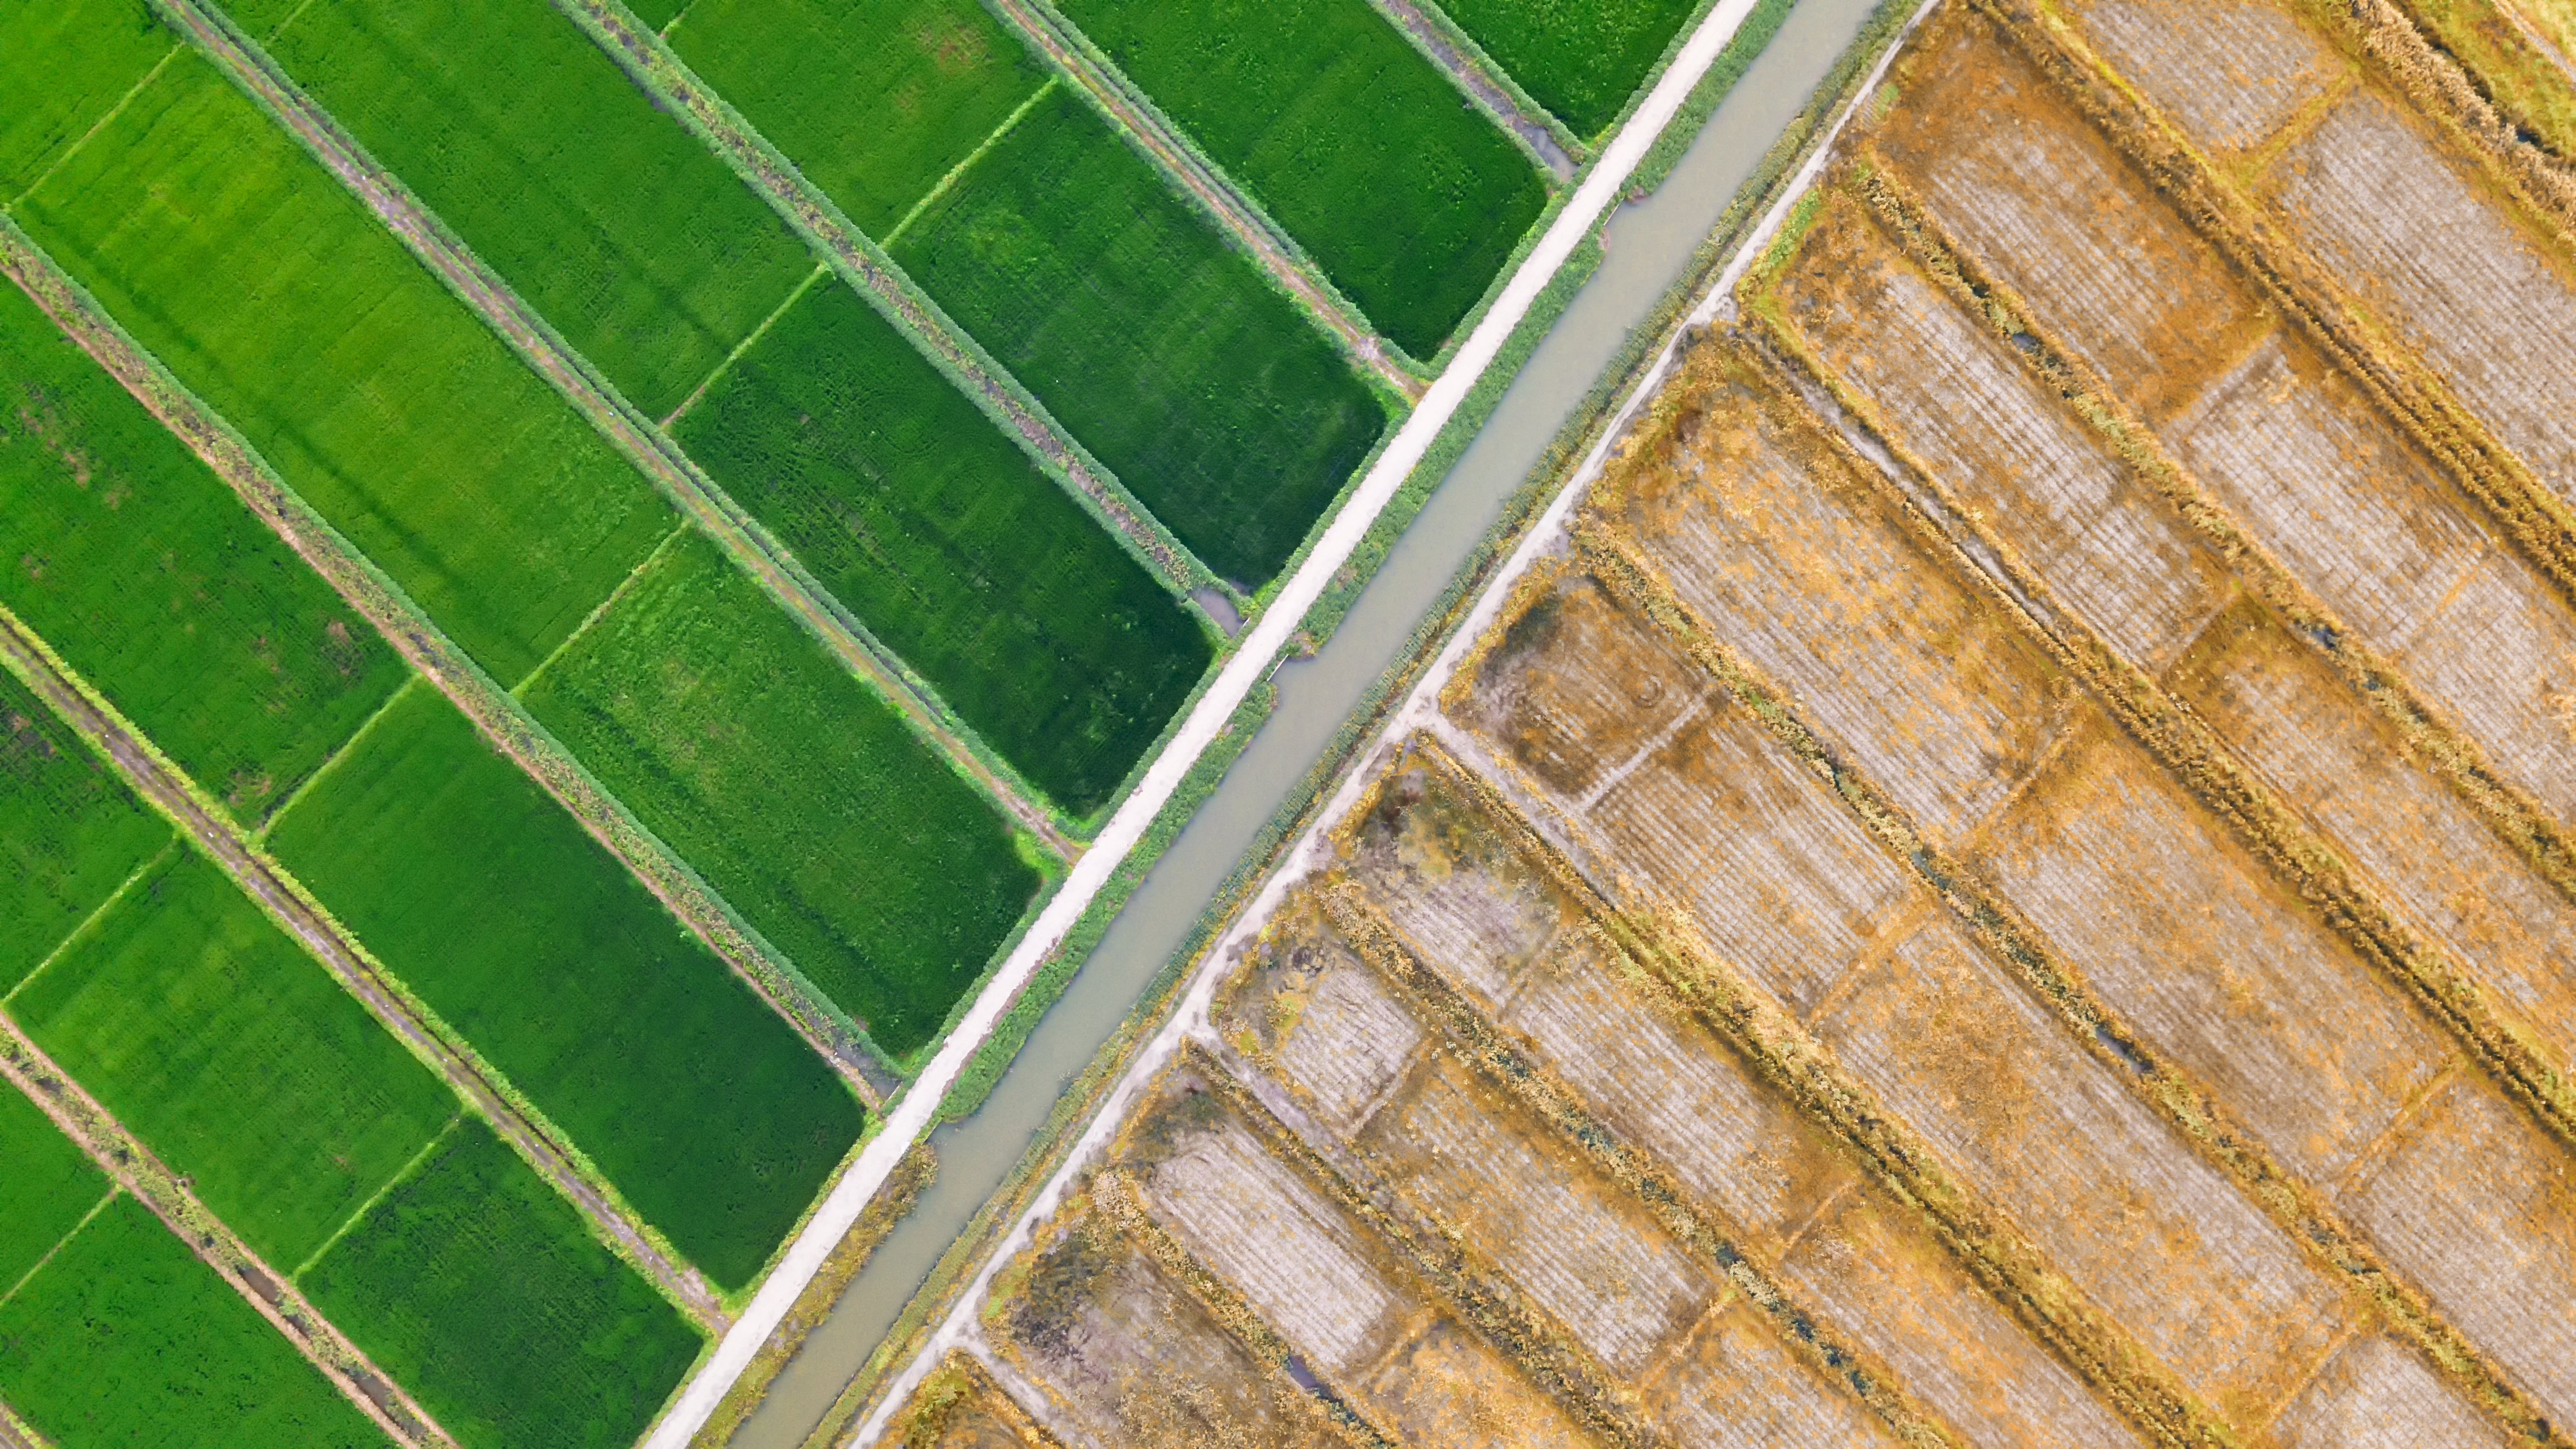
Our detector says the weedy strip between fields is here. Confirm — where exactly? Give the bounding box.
[154,0,1080,861]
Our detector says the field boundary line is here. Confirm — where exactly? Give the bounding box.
[0,1009,452,1448]
[290,1112,464,1283]
[2,43,183,212]
[0,840,175,1010]
[1364,0,1581,177]
[672,3,1829,1443]
[0,601,733,1331]
[1,190,911,1097]
[879,78,1057,253]
[510,522,697,696]
[154,0,1083,861]
[982,0,1430,395]
[0,1186,118,1314]
[660,263,827,429]
[557,0,1238,622]
[248,676,421,849]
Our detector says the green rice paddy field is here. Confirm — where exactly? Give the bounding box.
[669,0,1048,237]
[256,0,817,418]
[11,41,674,685]
[10,845,453,1270]
[891,85,1389,584]
[0,1085,105,1293]
[519,527,1044,1057]
[0,279,406,825]
[674,280,1210,817]
[1053,0,1547,357]
[0,0,174,200]
[0,1185,386,1449]
[264,683,862,1289]
[303,1119,701,1449]
[1439,0,1703,136]
[0,667,165,989]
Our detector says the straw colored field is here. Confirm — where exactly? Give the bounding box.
[666,0,1047,238]
[14,47,674,685]
[892,85,1389,586]
[518,529,1040,1060]
[1434,0,1699,135]
[892,1359,1057,1449]
[11,846,453,1271]
[0,1086,106,1294]
[0,668,167,989]
[259,0,818,418]
[672,280,1210,817]
[2269,1333,2516,1449]
[0,0,172,197]
[993,1207,1342,1446]
[303,1117,703,1449]
[2055,0,2339,153]
[0,279,405,824]
[0,1193,387,1448]
[265,683,862,1290]
[1052,0,1548,357]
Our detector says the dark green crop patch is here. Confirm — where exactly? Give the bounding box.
[1437,0,1702,137]
[0,1087,106,1293]
[264,683,861,1289]
[892,86,1389,586]
[0,668,166,990]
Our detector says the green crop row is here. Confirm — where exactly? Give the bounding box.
[254,0,817,419]
[0,664,166,987]
[519,528,1045,1057]
[265,683,863,1289]
[0,274,406,827]
[12,41,673,685]
[890,84,1389,586]
[1053,0,1548,358]
[1437,0,1703,137]
[674,280,1210,817]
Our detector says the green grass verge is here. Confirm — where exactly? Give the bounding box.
[1435,0,1701,137]
[13,47,674,684]
[674,280,1211,815]
[891,85,1389,585]
[12,846,454,1272]
[303,1117,702,1449]
[0,1194,389,1448]
[0,666,167,991]
[0,1085,106,1293]
[257,0,817,418]
[0,275,406,825]
[668,0,1045,238]
[0,0,173,200]
[1053,0,1547,358]
[518,528,1043,1059]
[263,683,861,1289]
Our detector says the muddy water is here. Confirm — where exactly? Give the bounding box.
[729,4,1884,1442]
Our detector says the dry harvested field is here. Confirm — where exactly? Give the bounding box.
[915,1,2576,1442]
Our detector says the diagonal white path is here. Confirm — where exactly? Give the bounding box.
[644,4,1770,1442]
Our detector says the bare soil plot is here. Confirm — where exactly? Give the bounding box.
[1604,359,2070,843]
[1346,748,1574,1006]
[1218,909,1426,1138]
[993,1207,1341,1448]
[2172,605,2576,1073]
[2337,1072,2576,1425]
[2265,88,2576,497]
[1772,197,2231,669]
[1971,712,2455,1184]
[2269,1333,2508,1449]
[1814,913,2351,1417]
[2053,0,2342,153]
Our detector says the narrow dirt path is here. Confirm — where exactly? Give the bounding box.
[1367,0,1580,178]
[155,0,1079,864]
[0,614,731,1332]
[988,0,1435,395]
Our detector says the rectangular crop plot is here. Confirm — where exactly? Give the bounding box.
[2057,0,2340,154]
[666,0,1048,238]
[14,45,674,685]
[1435,0,1698,136]
[0,1085,107,1294]
[892,85,1389,587]
[303,1117,703,1449]
[0,1193,388,1448]
[0,275,406,824]
[0,667,167,989]
[671,278,1211,816]
[259,0,817,418]
[0,0,175,198]
[517,529,1041,1060]
[263,682,862,1289]
[1053,0,1547,358]
[11,845,454,1272]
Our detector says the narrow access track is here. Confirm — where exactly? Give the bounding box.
[1366,0,1581,179]
[986,0,1436,395]
[152,0,1078,864]
[554,0,1236,611]
[0,613,732,1332]
[0,1398,50,1449]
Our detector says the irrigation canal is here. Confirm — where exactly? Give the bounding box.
[730,1,1886,1440]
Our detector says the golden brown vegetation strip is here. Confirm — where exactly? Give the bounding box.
[2384,0,2576,159]
[887,1352,1066,1449]
[0,1021,446,1447]
[0,606,728,1331]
